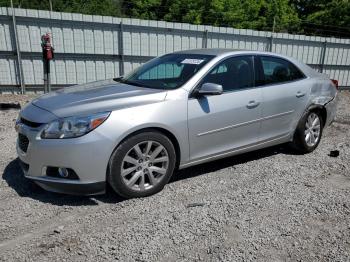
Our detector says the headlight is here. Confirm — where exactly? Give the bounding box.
[40,112,110,139]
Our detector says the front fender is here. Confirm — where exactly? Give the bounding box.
[98,99,189,167]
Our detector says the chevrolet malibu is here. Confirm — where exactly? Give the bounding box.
[16,49,338,198]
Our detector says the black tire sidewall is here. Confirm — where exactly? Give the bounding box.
[293,110,323,153]
[108,131,176,198]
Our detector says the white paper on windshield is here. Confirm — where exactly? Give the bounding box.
[181,59,204,65]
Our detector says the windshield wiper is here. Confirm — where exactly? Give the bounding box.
[118,79,149,88]
[113,76,123,82]
[113,77,161,89]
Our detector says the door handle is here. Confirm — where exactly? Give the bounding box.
[296,91,306,98]
[246,100,260,109]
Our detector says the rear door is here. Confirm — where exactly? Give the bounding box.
[255,55,309,141]
[187,55,262,161]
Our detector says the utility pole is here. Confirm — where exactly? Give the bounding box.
[49,0,53,12]
[272,16,276,33]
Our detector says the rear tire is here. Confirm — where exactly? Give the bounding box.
[108,131,176,198]
[291,110,323,153]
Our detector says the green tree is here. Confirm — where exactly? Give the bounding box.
[122,0,162,20]
[0,0,123,16]
[123,0,300,32]
[1,0,348,37]
[291,0,350,36]
[306,0,350,28]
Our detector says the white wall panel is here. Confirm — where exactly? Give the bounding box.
[0,7,349,90]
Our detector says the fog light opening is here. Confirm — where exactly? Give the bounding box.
[46,166,80,180]
[58,167,69,178]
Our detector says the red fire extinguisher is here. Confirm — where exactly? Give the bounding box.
[41,33,54,60]
[41,33,54,93]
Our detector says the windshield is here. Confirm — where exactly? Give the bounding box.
[118,53,214,89]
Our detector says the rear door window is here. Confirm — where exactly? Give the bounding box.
[259,56,305,85]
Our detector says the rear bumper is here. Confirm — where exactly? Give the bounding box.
[324,93,338,127]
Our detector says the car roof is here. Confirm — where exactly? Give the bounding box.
[174,48,295,57]
[173,48,245,56]
[173,48,321,78]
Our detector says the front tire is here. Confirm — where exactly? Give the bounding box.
[108,131,176,198]
[291,110,323,153]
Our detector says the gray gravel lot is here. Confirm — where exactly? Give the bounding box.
[0,92,350,261]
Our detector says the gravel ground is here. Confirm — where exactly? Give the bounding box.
[0,94,39,106]
[0,92,350,261]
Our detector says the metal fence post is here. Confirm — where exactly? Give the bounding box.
[269,33,274,52]
[118,22,125,76]
[202,30,208,48]
[10,5,25,94]
[319,41,327,73]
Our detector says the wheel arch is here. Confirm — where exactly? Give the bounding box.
[306,104,327,127]
[291,103,327,141]
[106,126,182,181]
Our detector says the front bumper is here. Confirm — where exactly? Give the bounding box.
[36,181,105,195]
[18,158,105,195]
[28,175,105,195]
[16,120,115,196]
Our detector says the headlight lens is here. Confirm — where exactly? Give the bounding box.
[41,112,110,139]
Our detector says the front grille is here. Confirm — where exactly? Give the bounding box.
[18,133,29,153]
[20,117,43,128]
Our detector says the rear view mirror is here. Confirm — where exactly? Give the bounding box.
[195,83,223,97]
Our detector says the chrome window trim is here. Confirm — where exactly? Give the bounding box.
[256,76,309,88]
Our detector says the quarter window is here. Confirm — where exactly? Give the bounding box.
[201,56,254,92]
[260,56,305,85]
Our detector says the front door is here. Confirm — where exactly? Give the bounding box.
[188,55,262,161]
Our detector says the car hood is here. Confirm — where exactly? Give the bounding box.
[32,79,168,118]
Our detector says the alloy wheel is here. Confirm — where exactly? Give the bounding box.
[304,113,321,147]
[121,140,169,191]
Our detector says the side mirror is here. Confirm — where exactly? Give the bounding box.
[195,83,223,97]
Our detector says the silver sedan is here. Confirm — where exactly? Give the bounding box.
[16,49,338,198]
